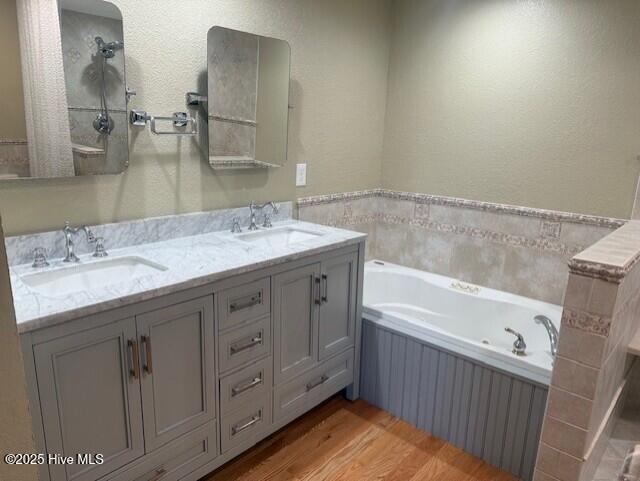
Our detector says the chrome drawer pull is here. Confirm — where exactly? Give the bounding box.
[315,276,322,305]
[229,334,263,355]
[232,411,262,435]
[229,292,262,313]
[231,375,263,396]
[148,468,167,481]
[321,274,328,303]
[306,374,329,392]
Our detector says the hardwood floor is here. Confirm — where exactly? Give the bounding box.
[202,396,519,481]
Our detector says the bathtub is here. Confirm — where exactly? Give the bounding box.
[363,260,563,386]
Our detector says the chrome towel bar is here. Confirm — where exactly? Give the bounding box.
[130,110,197,136]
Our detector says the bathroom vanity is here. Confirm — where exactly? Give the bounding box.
[13,220,365,481]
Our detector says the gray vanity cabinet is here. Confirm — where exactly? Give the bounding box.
[273,263,321,384]
[24,240,365,481]
[318,252,358,361]
[33,296,216,481]
[34,317,145,481]
[274,251,358,385]
[136,297,215,452]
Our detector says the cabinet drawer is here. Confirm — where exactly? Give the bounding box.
[220,394,272,454]
[218,278,270,331]
[104,421,217,481]
[218,315,271,374]
[220,357,273,415]
[274,350,354,423]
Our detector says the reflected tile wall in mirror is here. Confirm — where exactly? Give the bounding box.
[0,0,129,180]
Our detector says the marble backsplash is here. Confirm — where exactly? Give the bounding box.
[298,190,624,305]
[5,202,292,266]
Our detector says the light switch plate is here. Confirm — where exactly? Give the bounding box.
[296,163,307,187]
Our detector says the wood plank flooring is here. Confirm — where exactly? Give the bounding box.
[202,396,519,481]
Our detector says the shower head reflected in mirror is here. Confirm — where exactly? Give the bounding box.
[95,36,124,59]
[93,37,124,134]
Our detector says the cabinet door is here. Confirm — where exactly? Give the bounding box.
[137,296,215,452]
[319,252,358,360]
[273,263,321,384]
[34,318,144,481]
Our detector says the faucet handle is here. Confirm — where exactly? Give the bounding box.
[32,247,50,268]
[505,327,527,356]
[263,213,273,228]
[92,237,108,257]
[231,217,242,234]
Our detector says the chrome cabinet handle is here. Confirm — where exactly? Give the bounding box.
[231,375,263,397]
[148,468,167,481]
[229,334,263,355]
[141,335,153,374]
[231,411,262,435]
[315,276,322,305]
[321,274,328,303]
[128,339,140,380]
[306,374,329,392]
[229,292,262,313]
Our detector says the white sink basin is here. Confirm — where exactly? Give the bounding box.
[235,226,323,249]
[20,256,168,297]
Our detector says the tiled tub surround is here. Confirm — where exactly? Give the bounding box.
[298,190,623,305]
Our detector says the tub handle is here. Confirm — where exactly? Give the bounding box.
[505,327,527,356]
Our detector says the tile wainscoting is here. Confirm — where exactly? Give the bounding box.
[298,189,623,305]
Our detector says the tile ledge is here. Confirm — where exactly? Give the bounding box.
[569,221,640,282]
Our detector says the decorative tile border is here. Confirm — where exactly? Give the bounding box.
[392,215,586,257]
[298,189,626,229]
[299,192,601,258]
[561,308,611,337]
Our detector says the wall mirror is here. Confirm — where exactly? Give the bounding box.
[0,0,128,180]
[207,27,291,170]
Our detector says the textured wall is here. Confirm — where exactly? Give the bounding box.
[382,0,640,219]
[0,217,38,481]
[0,0,391,235]
[0,0,27,140]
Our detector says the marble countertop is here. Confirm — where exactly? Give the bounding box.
[11,221,366,334]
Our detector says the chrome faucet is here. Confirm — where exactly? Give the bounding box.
[248,201,279,230]
[505,327,527,356]
[62,221,96,262]
[535,315,559,357]
[248,202,260,231]
[260,202,279,228]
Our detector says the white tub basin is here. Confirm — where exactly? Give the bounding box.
[20,256,168,297]
[235,226,323,248]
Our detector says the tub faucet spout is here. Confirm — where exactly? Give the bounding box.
[535,315,559,357]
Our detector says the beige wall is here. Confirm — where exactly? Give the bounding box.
[0,0,27,140]
[382,0,640,219]
[0,0,391,235]
[0,217,38,481]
